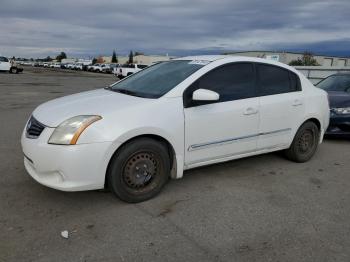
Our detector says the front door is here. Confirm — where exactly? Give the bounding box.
[183,62,259,167]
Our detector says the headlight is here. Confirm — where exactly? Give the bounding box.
[332,107,350,115]
[48,115,102,145]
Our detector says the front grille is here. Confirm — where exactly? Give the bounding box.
[26,116,45,138]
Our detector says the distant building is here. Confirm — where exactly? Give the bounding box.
[98,56,128,64]
[133,55,172,65]
[115,56,128,64]
[77,59,92,65]
[227,51,350,67]
[61,58,76,64]
[98,54,172,65]
[61,58,92,65]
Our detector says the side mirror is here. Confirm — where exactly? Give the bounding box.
[192,89,220,101]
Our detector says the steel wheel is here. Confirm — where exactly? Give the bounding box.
[123,151,159,191]
[297,128,316,154]
[285,121,320,163]
[107,138,170,203]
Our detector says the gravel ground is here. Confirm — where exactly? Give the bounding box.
[0,67,349,262]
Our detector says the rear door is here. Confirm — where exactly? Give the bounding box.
[256,63,305,150]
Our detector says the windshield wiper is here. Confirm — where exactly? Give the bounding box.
[113,88,140,96]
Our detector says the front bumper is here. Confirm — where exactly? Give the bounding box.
[326,113,350,137]
[21,127,117,191]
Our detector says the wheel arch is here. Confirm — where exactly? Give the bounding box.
[104,134,179,188]
[295,117,323,144]
[305,117,321,131]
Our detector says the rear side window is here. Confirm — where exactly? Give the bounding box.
[257,64,301,96]
[184,63,256,107]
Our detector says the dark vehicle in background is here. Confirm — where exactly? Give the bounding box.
[317,73,350,137]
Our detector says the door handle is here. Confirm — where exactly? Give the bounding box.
[243,107,258,115]
[292,99,303,107]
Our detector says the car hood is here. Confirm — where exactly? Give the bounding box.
[33,88,151,127]
[327,91,350,108]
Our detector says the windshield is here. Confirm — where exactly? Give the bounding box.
[317,75,350,92]
[109,60,205,98]
[0,56,9,62]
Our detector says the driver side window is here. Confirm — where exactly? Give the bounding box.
[183,63,256,108]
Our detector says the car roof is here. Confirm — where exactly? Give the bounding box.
[174,54,287,64]
[328,73,350,76]
[174,55,299,73]
[174,55,227,62]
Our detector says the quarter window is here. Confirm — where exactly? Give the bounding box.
[257,64,300,96]
[184,63,256,107]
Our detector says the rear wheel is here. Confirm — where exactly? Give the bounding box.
[107,138,170,203]
[10,67,17,74]
[285,121,320,162]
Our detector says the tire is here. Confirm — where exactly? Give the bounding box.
[107,138,170,203]
[285,121,320,163]
[10,67,17,74]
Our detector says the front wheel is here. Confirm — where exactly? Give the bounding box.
[285,121,320,163]
[10,67,17,74]
[107,138,170,203]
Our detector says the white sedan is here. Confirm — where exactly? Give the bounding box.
[21,55,329,202]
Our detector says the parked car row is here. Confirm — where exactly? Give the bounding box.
[87,63,119,73]
[113,64,148,78]
[25,61,149,77]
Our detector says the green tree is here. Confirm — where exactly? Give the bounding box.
[112,50,118,63]
[92,57,97,65]
[128,50,134,64]
[289,52,319,66]
[56,52,67,62]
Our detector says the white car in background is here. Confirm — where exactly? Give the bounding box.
[87,63,101,72]
[93,64,108,73]
[73,63,83,70]
[51,63,61,68]
[114,64,148,78]
[67,63,75,69]
[0,56,11,72]
[21,55,329,203]
[0,56,22,73]
[87,64,95,71]
[92,64,112,73]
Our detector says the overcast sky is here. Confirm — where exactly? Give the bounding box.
[1,0,349,58]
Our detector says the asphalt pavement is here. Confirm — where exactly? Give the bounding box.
[0,67,349,262]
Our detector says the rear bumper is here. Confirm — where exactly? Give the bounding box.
[325,114,350,137]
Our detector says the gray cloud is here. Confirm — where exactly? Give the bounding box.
[0,0,349,58]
